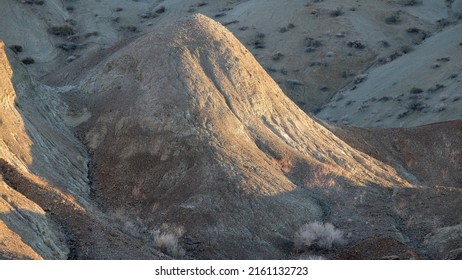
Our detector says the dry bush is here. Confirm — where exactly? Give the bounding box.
[300,254,326,260]
[21,57,35,65]
[398,0,421,6]
[153,231,185,258]
[330,7,344,17]
[294,221,344,251]
[48,24,75,37]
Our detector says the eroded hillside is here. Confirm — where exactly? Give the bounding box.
[0,2,461,260]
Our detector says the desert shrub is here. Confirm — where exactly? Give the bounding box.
[22,0,44,5]
[48,24,75,37]
[305,37,322,48]
[427,84,445,93]
[354,74,368,84]
[406,27,420,33]
[8,45,23,53]
[385,13,401,24]
[437,57,450,62]
[155,6,166,14]
[399,0,421,6]
[294,221,344,251]
[410,87,423,94]
[253,33,266,49]
[406,100,425,111]
[400,45,413,53]
[433,103,447,112]
[300,255,326,260]
[347,40,366,49]
[380,40,390,47]
[330,7,344,17]
[153,231,185,258]
[121,25,138,32]
[272,52,284,61]
[21,57,35,65]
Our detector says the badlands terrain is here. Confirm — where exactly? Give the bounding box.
[0,0,461,260]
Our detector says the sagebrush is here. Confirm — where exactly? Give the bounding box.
[294,221,344,251]
[153,231,185,258]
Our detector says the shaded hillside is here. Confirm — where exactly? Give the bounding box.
[1,40,162,260]
[325,120,462,188]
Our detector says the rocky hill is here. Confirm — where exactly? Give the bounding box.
[1,1,461,260]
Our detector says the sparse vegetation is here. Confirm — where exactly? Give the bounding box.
[347,40,366,49]
[294,221,344,251]
[57,43,84,52]
[380,40,390,47]
[432,62,441,69]
[20,0,44,5]
[385,12,401,24]
[354,74,368,84]
[437,57,450,62]
[155,6,166,14]
[253,32,266,49]
[400,45,413,53]
[48,24,75,37]
[330,7,344,17]
[305,37,322,52]
[8,45,23,54]
[399,0,421,6]
[271,52,284,61]
[407,100,426,111]
[406,27,420,33]
[21,57,35,65]
[121,25,138,32]
[215,12,227,18]
[410,87,423,94]
[223,20,239,26]
[427,84,445,93]
[280,23,296,33]
[433,103,447,113]
[153,231,185,258]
